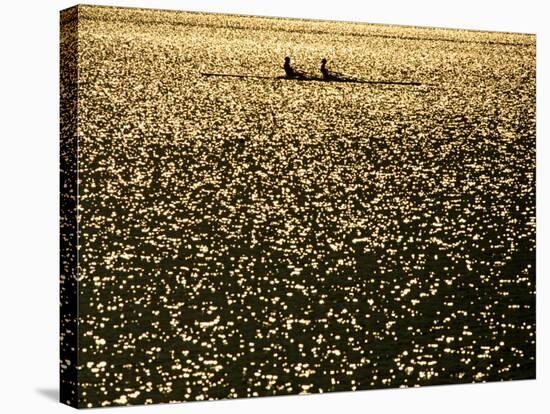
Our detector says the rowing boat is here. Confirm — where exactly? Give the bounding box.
[200,72,422,86]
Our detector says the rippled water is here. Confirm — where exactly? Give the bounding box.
[70,5,535,408]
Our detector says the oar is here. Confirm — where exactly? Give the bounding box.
[349,79,422,86]
[200,72,277,80]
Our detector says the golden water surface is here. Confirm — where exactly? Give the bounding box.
[67,5,535,408]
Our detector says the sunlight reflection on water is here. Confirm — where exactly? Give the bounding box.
[69,6,535,408]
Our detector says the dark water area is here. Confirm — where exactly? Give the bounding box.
[70,6,535,408]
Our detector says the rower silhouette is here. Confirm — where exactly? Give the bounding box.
[283,56,306,79]
[320,58,356,82]
[320,58,338,81]
[320,58,330,79]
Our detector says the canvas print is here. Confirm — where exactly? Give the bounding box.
[60,5,536,408]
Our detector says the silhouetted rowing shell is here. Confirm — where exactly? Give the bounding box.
[200,72,422,86]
